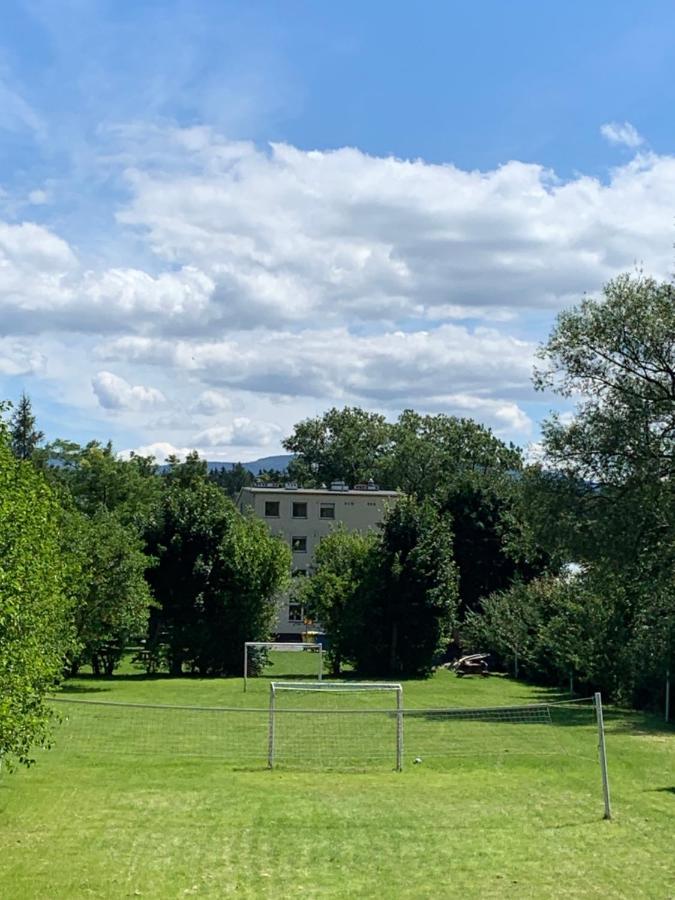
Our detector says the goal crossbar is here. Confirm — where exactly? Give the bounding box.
[243,642,323,691]
[271,681,402,694]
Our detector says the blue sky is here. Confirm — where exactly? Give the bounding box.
[2,0,675,460]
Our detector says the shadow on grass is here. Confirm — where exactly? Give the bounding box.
[66,672,177,684]
[652,786,675,795]
[58,683,112,695]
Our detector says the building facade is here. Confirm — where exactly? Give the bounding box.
[237,482,399,639]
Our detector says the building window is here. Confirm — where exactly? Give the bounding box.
[291,536,307,553]
[288,602,303,622]
[292,501,308,519]
[264,500,280,517]
[320,503,335,519]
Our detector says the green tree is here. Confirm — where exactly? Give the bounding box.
[0,410,73,765]
[65,507,155,676]
[384,411,546,619]
[283,406,392,487]
[382,410,521,498]
[464,581,540,679]
[358,498,459,677]
[531,273,675,707]
[10,392,44,461]
[147,457,290,675]
[208,462,254,497]
[297,527,378,675]
[44,440,161,532]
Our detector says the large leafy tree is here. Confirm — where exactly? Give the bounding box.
[358,497,459,677]
[43,440,161,532]
[532,273,675,707]
[146,457,290,675]
[382,410,521,498]
[300,499,458,678]
[297,527,378,675]
[283,406,392,487]
[10,392,44,461]
[286,407,544,620]
[0,411,73,765]
[384,411,546,618]
[65,506,155,676]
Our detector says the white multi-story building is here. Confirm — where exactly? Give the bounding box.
[237,481,399,638]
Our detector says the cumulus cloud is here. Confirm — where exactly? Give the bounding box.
[190,389,232,415]
[3,128,675,341]
[92,371,166,410]
[114,129,675,331]
[194,417,283,447]
[600,121,644,148]
[118,441,196,463]
[98,323,535,436]
[4,125,675,449]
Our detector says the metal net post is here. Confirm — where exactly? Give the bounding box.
[594,692,612,820]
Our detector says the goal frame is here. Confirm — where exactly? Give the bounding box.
[243,642,323,692]
[268,681,403,771]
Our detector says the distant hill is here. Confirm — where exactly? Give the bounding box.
[204,454,294,475]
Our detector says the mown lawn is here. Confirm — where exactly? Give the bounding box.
[0,662,673,899]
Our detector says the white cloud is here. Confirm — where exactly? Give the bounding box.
[600,121,644,148]
[92,371,166,411]
[0,338,46,376]
[194,417,282,447]
[5,125,675,450]
[98,323,535,436]
[118,441,196,463]
[190,389,232,415]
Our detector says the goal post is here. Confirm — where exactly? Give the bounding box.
[243,642,323,691]
[268,681,403,771]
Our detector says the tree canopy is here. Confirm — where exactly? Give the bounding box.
[0,414,73,765]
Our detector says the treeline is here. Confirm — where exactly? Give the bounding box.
[0,416,291,764]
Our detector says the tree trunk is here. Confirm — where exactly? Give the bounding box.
[389,621,399,674]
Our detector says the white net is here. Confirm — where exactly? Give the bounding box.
[48,697,269,765]
[269,682,403,771]
[402,699,598,763]
[46,695,602,780]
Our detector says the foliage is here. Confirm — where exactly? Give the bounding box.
[9,392,44,461]
[208,462,254,497]
[286,406,546,622]
[297,527,377,675]
[65,506,155,676]
[283,406,392,486]
[465,573,606,686]
[531,273,675,709]
[146,457,290,675]
[381,409,522,497]
[43,440,161,533]
[358,497,459,677]
[302,498,458,677]
[0,419,73,766]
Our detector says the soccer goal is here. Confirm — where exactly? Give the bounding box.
[267,681,404,771]
[243,642,323,691]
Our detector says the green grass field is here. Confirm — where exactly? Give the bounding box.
[1,656,674,899]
